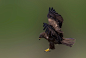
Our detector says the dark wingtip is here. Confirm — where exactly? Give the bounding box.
[48,7,56,14]
[49,7,50,9]
[49,7,51,11]
[51,7,53,10]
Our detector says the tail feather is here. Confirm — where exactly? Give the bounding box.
[61,38,75,47]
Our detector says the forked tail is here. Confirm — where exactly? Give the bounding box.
[61,38,75,47]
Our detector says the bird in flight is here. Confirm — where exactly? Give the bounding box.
[39,7,75,52]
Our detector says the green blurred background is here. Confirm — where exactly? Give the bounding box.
[0,0,86,58]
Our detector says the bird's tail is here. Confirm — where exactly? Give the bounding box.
[61,38,75,47]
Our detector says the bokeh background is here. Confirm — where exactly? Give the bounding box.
[0,0,86,58]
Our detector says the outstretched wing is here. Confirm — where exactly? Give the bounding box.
[43,23,56,36]
[47,7,63,28]
[43,23,63,42]
[48,18,63,33]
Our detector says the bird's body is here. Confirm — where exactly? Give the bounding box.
[39,7,75,52]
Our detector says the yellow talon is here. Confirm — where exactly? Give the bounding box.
[44,48,50,52]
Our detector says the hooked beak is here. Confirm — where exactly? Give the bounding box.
[39,38,41,40]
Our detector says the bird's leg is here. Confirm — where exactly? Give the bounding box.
[44,48,50,52]
[49,41,55,49]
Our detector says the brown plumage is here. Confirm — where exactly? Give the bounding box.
[39,7,75,52]
[47,7,63,29]
[39,32,75,50]
[39,32,55,49]
[39,23,75,49]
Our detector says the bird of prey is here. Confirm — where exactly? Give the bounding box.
[39,7,75,52]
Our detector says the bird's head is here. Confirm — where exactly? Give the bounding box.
[39,34,44,38]
[39,32,45,40]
